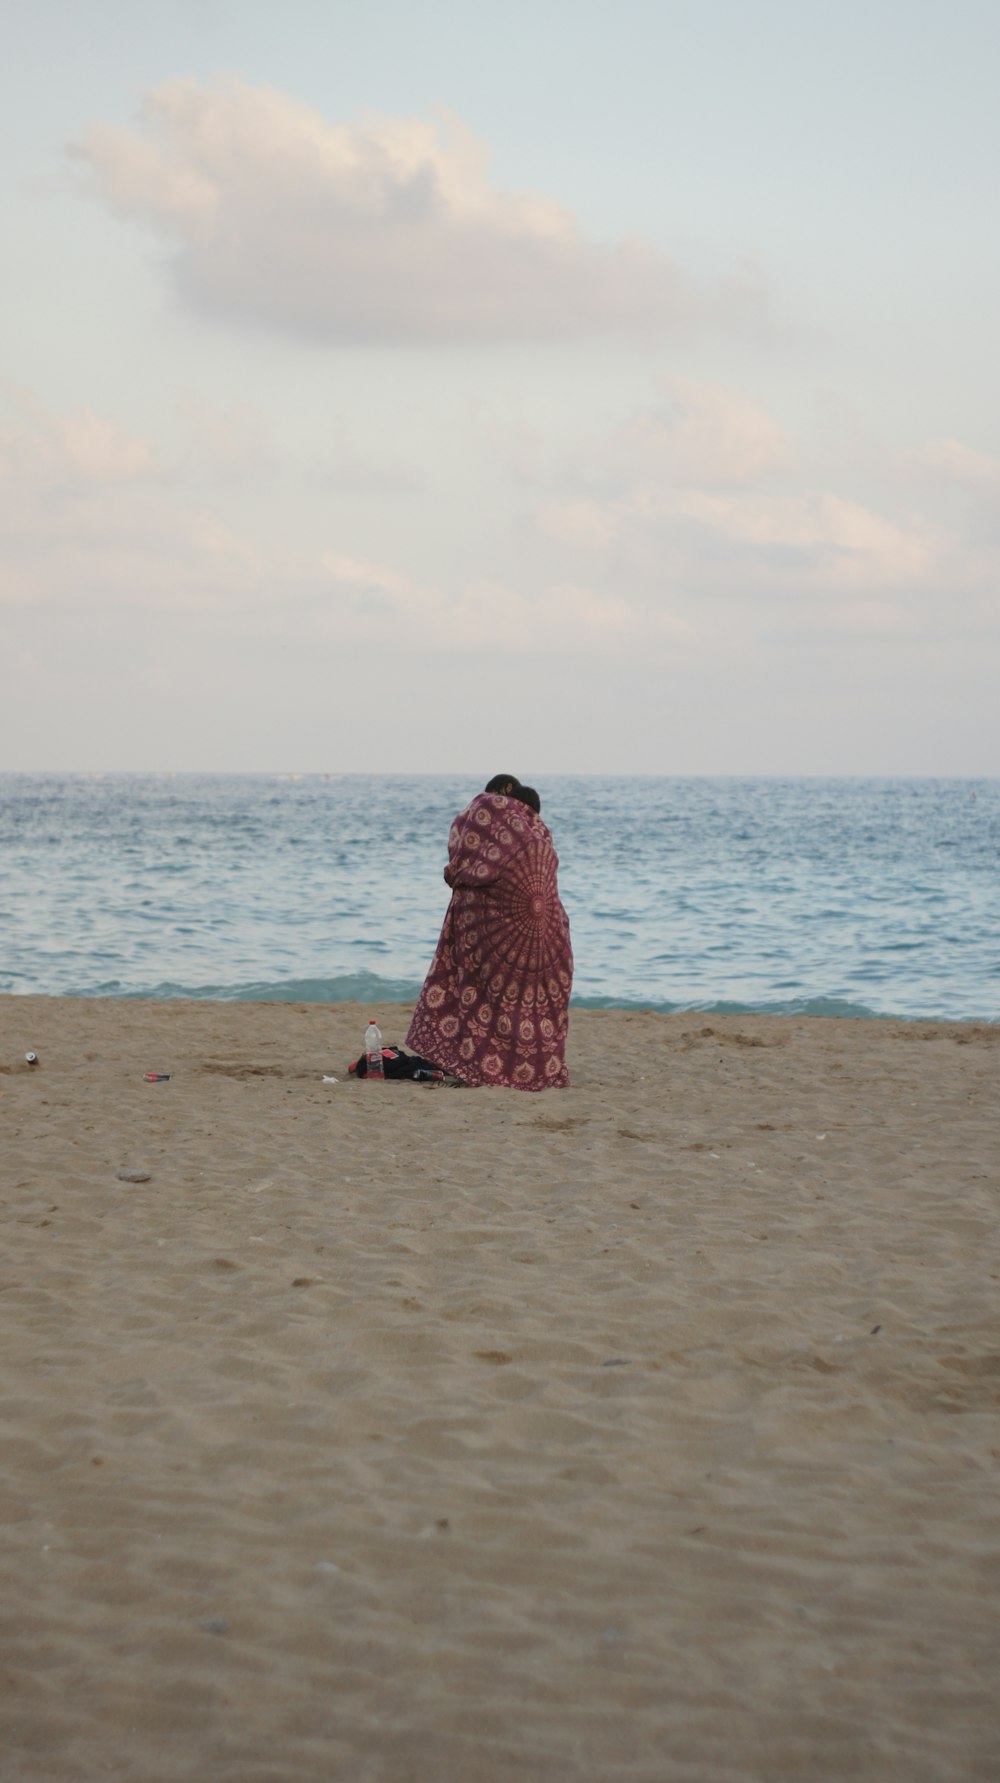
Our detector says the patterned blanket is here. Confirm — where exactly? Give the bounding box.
[407,792,573,1089]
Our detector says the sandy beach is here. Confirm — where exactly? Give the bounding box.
[1,995,998,1782]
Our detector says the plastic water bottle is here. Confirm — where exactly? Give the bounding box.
[364,1019,384,1082]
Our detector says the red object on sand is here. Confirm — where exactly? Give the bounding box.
[407,793,573,1090]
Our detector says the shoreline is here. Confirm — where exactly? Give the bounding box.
[3,988,997,1026]
[2,996,998,1779]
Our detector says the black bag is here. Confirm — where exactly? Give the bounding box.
[349,1046,443,1081]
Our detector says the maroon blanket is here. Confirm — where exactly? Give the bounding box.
[407,793,573,1089]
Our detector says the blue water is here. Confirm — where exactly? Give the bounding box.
[0,775,997,1020]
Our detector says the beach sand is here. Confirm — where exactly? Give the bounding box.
[1,995,998,1782]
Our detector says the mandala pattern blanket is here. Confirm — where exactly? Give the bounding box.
[407,792,573,1090]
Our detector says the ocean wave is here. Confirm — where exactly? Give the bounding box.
[82,973,426,1005]
[569,992,891,1019]
[48,974,994,1023]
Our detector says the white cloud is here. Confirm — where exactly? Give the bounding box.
[0,390,654,653]
[672,489,935,590]
[538,480,937,601]
[0,385,985,670]
[524,377,789,508]
[918,438,1000,499]
[321,552,419,606]
[317,554,646,650]
[621,378,790,487]
[0,387,266,614]
[73,78,762,345]
[0,383,159,489]
[531,381,941,608]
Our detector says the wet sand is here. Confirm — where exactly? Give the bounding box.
[1,995,998,1781]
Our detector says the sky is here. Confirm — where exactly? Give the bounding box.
[2,0,999,774]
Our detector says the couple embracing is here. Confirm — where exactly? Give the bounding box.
[406,774,573,1091]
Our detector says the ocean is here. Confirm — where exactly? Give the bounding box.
[1,774,997,1021]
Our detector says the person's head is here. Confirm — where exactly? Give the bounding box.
[515,785,541,814]
[485,773,521,797]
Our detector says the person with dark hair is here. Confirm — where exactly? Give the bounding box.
[483,774,540,814]
[484,773,520,796]
[407,781,572,1090]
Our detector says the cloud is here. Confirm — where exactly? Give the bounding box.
[73,78,762,345]
[321,552,419,609]
[0,386,266,613]
[620,378,791,488]
[0,388,651,653]
[0,382,159,489]
[317,554,665,651]
[671,490,935,590]
[917,438,1000,500]
[532,381,943,614]
[2,385,982,669]
[541,482,938,600]
[509,378,789,504]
